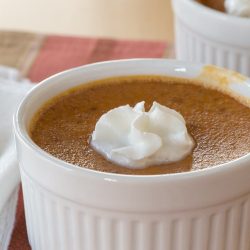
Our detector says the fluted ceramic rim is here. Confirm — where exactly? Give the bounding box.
[185,0,250,26]
[14,58,250,182]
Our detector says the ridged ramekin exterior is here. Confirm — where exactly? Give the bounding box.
[21,169,250,250]
[172,0,250,76]
[14,60,250,250]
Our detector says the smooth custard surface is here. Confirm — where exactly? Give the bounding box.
[30,76,250,175]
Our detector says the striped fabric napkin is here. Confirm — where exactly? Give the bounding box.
[0,66,33,250]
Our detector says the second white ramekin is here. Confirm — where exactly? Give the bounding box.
[14,59,250,250]
[172,0,250,76]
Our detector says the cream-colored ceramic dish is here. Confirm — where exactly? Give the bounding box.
[14,59,250,250]
[172,0,250,77]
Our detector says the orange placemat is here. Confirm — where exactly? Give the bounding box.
[5,33,169,249]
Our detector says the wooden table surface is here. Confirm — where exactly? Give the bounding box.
[0,0,174,42]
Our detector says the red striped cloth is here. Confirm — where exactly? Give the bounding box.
[8,35,167,249]
[28,36,167,82]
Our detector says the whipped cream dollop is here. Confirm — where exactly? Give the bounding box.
[91,102,194,169]
[225,0,250,17]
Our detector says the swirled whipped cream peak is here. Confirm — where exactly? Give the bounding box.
[225,0,250,17]
[91,102,194,169]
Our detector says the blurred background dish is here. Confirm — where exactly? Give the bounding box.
[172,0,250,76]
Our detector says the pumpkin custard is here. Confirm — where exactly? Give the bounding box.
[198,0,225,12]
[30,75,250,175]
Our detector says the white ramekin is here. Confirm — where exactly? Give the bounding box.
[14,59,250,250]
[172,0,250,76]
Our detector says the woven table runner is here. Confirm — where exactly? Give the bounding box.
[0,31,170,249]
